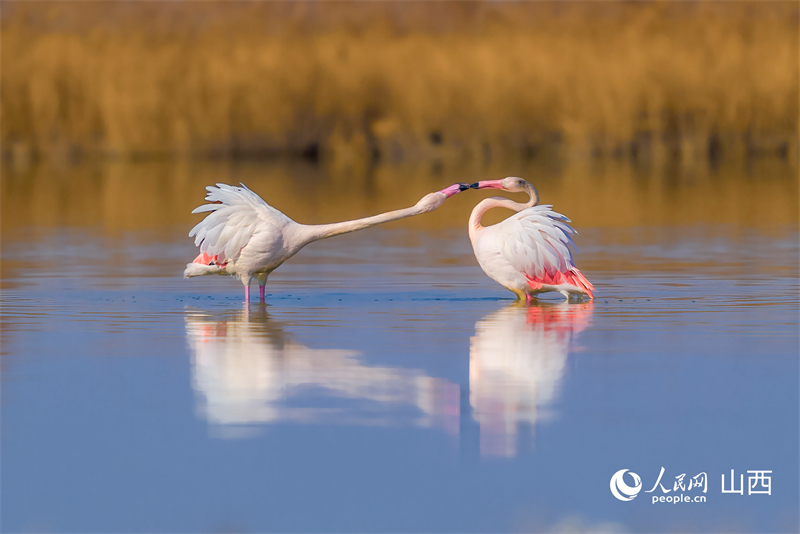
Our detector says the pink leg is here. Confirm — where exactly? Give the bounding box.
[259,285,266,302]
[525,293,533,305]
[244,286,250,303]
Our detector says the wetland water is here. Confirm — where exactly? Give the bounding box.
[1,159,798,532]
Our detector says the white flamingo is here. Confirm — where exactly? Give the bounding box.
[184,182,470,301]
[468,177,594,303]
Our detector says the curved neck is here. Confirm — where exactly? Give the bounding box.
[523,183,539,208]
[469,184,539,239]
[298,205,423,244]
[468,197,523,237]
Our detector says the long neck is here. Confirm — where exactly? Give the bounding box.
[469,198,523,238]
[298,205,423,244]
[469,184,539,239]
[523,183,539,208]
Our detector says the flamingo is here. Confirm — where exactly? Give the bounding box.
[468,177,594,303]
[184,182,470,302]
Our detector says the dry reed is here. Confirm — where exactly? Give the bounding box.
[2,1,798,162]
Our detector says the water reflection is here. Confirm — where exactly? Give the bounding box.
[186,302,593,455]
[3,158,797,236]
[186,305,459,438]
[469,303,593,456]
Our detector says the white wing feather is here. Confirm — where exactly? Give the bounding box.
[498,205,579,279]
[188,183,290,263]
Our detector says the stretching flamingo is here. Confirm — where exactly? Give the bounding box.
[468,177,594,303]
[184,182,470,302]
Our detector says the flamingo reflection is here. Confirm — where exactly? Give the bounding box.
[469,302,593,456]
[185,301,592,455]
[185,305,459,437]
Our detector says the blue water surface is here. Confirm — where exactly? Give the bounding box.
[2,219,798,533]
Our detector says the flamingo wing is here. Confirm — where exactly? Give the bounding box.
[189,183,290,265]
[497,205,594,295]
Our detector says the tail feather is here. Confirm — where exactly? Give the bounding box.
[184,263,222,278]
[184,253,227,278]
[526,267,594,298]
[568,268,594,298]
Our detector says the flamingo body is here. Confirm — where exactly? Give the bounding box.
[185,182,468,301]
[469,177,594,301]
[184,184,302,290]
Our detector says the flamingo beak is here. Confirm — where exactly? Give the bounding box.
[439,183,471,198]
[470,180,505,190]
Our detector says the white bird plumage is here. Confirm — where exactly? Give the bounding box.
[190,183,291,264]
[468,177,594,302]
[184,182,469,302]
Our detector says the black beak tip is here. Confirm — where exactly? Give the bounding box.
[469,182,480,189]
[458,183,470,191]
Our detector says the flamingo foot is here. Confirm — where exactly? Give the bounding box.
[259,285,265,302]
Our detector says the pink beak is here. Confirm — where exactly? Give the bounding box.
[439,183,470,198]
[470,180,505,190]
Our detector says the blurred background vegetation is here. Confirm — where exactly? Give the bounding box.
[2,1,798,166]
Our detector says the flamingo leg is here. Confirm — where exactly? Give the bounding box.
[255,273,268,302]
[241,274,255,303]
[525,293,533,305]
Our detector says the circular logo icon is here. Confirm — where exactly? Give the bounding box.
[610,469,642,501]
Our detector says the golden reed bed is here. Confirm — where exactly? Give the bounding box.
[2,1,798,163]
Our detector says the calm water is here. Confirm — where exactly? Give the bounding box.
[1,159,798,533]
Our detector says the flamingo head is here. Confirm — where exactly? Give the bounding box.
[438,182,471,198]
[470,176,530,192]
[417,183,470,213]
